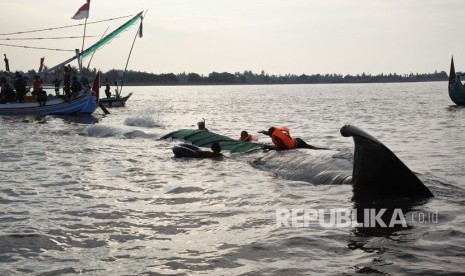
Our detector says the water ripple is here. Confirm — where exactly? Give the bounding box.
[0,83,464,275]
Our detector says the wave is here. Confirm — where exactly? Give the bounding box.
[84,125,121,138]
[83,125,157,139]
[124,108,164,128]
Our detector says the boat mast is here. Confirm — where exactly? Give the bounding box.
[77,0,91,73]
[79,18,87,72]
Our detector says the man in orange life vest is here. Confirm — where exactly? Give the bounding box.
[259,127,327,150]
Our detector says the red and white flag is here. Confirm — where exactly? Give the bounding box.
[72,0,90,20]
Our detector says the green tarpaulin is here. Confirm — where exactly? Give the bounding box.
[161,129,267,153]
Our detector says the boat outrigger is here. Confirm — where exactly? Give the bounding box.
[448,56,465,105]
[99,92,133,107]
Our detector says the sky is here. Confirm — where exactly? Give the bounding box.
[0,0,464,76]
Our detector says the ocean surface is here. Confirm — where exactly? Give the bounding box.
[0,82,464,275]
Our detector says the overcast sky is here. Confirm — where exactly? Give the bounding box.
[0,0,463,75]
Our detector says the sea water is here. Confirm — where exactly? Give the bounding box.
[0,82,464,275]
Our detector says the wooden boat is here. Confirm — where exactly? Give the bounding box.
[99,92,133,107]
[0,89,97,116]
[0,70,100,116]
[448,56,465,105]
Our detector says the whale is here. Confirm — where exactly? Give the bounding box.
[162,125,434,200]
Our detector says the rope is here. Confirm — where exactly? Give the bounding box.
[0,43,74,52]
[119,14,144,95]
[0,14,133,36]
[86,26,109,70]
[0,35,98,41]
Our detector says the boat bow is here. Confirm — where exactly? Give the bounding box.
[448,56,465,105]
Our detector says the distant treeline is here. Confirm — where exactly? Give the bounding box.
[0,68,449,85]
[103,69,449,85]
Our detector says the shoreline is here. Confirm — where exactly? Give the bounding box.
[118,79,445,86]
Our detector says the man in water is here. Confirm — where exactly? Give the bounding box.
[197,118,209,132]
[196,142,223,158]
[173,142,223,159]
[239,130,257,142]
[259,126,327,150]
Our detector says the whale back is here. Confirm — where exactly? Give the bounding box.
[252,149,352,184]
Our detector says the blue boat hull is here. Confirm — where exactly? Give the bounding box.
[0,91,97,116]
[449,80,465,105]
[448,56,465,105]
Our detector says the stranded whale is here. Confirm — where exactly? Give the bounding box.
[162,125,434,199]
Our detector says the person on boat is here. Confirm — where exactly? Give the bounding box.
[0,76,16,103]
[52,78,61,96]
[71,76,82,93]
[456,72,465,85]
[258,126,328,150]
[80,77,90,90]
[239,130,257,142]
[63,64,71,95]
[104,78,111,98]
[4,54,10,72]
[32,75,47,106]
[13,72,27,103]
[0,77,5,103]
[197,118,209,132]
[113,81,120,98]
